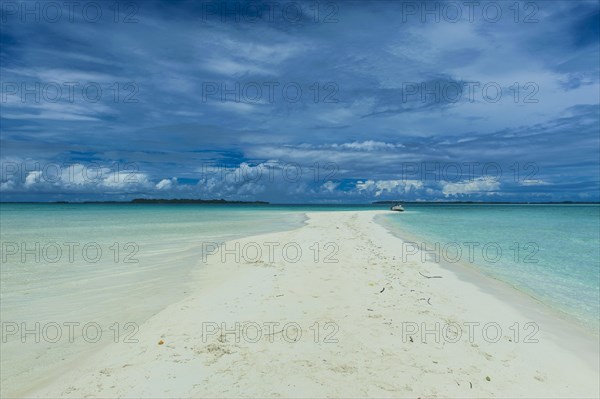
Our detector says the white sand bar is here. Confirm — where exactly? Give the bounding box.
[29,211,599,398]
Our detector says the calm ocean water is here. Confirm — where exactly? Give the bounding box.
[0,203,311,396]
[0,203,377,329]
[377,204,600,332]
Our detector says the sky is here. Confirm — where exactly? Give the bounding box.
[1,0,599,203]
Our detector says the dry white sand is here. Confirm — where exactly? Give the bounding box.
[28,211,599,398]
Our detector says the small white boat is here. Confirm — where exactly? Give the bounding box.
[390,204,405,212]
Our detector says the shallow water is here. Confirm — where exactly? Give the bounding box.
[378,204,600,333]
[0,203,311,397]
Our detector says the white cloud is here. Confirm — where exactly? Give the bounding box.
[1,161,154,193]
[0,180,15,191]
[156,178,177,190]
[441,177,500,196]
[355,179,423,197]
[322,180,340,192]
[202,58,273,76]
[24,171,42,188]
[213,101,257,114]
[219,40,307,65]
[195,162,271,197]
[333,141,404,151]
[520,179,550,186]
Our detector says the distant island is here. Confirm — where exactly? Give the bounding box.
[129,198,269,204]
[7,199,271,205]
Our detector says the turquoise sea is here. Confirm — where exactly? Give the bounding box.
[0,203,377,330]
[0,203,308,396]
[377,204,600,333]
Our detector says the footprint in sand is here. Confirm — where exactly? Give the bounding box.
[194,342,235,365]
[63,385,77,395]
[330,364,358,374]
[375,381,401,392]
[99,368,112,377]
